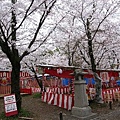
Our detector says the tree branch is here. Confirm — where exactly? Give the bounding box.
[0,22,7,42]
[19,0,57,61]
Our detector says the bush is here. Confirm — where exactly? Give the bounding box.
[32,93,42,98]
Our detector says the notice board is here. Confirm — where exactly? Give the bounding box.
[4,94,18,116]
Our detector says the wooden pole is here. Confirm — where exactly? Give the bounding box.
[59,112,63,120]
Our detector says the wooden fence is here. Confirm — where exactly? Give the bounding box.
[0,85,11,94]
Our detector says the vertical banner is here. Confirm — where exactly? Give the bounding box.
[100,72,109,82]
[4,94,18,116]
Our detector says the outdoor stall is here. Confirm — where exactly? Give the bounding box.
[0,71,35,96]
[36,65,120,110]
[36,64,76,110]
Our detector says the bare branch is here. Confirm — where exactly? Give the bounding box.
[0,22,7,42]
[28,0,56,49]
[91,4,119,40]
[16,0,35,29]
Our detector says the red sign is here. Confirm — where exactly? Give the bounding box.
[4,94,18,116]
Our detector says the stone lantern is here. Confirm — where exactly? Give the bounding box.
[71,70,96,119]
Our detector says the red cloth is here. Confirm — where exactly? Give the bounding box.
[44,68,74,79]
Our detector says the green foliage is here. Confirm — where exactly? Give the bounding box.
[48,50,54,55]
[54,47,60,53]
[0,108,31,120]
[19,108,31,117]
[32,93,42,98]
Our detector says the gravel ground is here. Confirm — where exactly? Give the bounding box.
[0,94,120,120]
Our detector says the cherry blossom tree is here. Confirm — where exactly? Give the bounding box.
[0,0,57,112]
[54,0,120,103]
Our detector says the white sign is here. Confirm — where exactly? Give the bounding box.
[5,103,17,113]
[100,72,109,82]
[4,94,18,116]
[4,94,16,104]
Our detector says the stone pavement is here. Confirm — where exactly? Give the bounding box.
[60,107,120,120]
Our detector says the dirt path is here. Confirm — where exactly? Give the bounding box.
[22,95,70,120]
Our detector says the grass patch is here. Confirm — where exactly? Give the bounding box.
[0,108,32,120]
[0,112,18,120]
[19,108,31,117]
[32,93,42,98]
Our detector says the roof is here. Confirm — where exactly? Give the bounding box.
[36,64,81,69]
[83,68,120,72]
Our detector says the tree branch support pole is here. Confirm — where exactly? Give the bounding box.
[72,71,96,120]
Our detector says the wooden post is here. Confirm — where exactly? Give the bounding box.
[109,101,112,109]
[59,112,63,120]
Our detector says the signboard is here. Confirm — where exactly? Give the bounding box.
[4,94,18,116]
[100,72,109,82]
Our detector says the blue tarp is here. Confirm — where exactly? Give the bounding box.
[116,80,120,86]
[84,78,95,84]
[62,78,70,86]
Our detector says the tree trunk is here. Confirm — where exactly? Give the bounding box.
[86,18,102,103]
[10,0,22,113]
[11,61,21,112]
[94,73,103,103]
[34,73,44,92]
